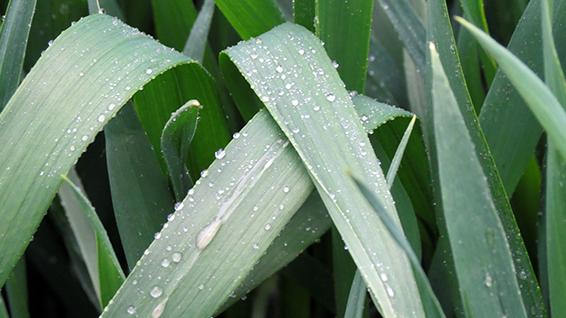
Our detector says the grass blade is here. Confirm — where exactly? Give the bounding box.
[344,271,366,318]
[59,170,125,307]
[105,105,174,268]
[376,0,426,71]
[183,0,215,62]
[479,0,566,193]
[224,95,412,310]
[430,41,528,317]
[293,0,315,32]
[0,297,7,318]
[5,259,30,318]
[0,0,37,110]
[224,22,425,317]
[459,17,566,160]
[0,14,190,285]
[215,0,285,39]
[160,100,201,201]
[345,115,418,318]
[101,109,314,317]
[541,0,566,316]
[315,0,374,91]
[133,65,231,177]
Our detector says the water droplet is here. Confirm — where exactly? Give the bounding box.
[380,273,388,282]
[150,286,163,298]
[215,148,226,160]
[332,60,339,68]
[172,252,182,263]
[146,68,153,75]
[313,106,320,111]
[97,115,105,123]
[283,186,290,193]
[264,224,272,231]
[126,306,136,315]
[298,49,305,55]
[81,135,88,141]
[276,65,283,73]
[196,219,222,250]
[48,40,54,47]
[386,285,395,297]
[325,93,336,102]
[200,170,209,178]
[108,103,116,111]
[291,99,299,106]
[154,232,161,240]
[174,202,184,211]
[484,273,493,287]
[198,284,204,290]
[252,243,260,250]
[161,258,170,268]
[233,132,241,139]
[152,301,166,318]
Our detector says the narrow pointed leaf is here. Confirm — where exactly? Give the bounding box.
[541,0,566,316]
[460,18,566,160]
[430,42,528,317]
[5,259,30,318]
[224,22,425,317]
[59,170,125,307]
[0,0,37,110]
[105,105,174,269]
[160,100,200,201]
[344,271,366,318]
[183,0,215,62]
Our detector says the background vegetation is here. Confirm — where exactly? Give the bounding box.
[0,0,564,317]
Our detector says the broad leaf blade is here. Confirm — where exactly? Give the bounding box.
[0,14,189,285]
[224,22,425,317]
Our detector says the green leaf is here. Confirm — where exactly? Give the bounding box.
[151,0,197,51]
[224,22,425,317]
[293,0,315,32]
[457,0,496,83]
[5,259,30,318]
[315,0,374,91]
[352,177,444,318]
[345,115,419,318]
[479,0,566,193]
[0,296,8,318]
[101,109,314,317]
[429,41,528,317]
[160,100,200,202]
[376,0,426,70]
[105,105,174,269]
[223,95,412,312]
[215,0,285,40]
[0,0,36,110]
[541,0,566,316]
[426,1,544,314]
[459,17,566,161]
[0,14,189,286]
[183,0,215,63]
[59,170,125,307]
[344,271,366,318]
[133,64,231,177]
